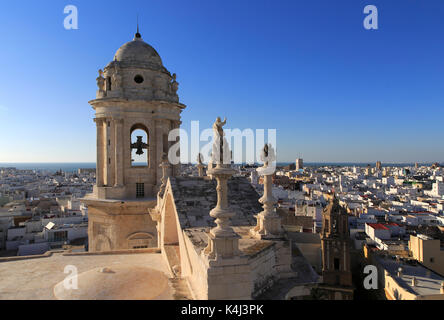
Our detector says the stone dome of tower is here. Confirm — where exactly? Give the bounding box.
[95,31,181,103]
[113,33,163,67]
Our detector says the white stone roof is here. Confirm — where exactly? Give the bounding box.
[376,255,444,297]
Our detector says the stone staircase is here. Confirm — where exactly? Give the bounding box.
[164,244,193,300]
[170,277,193,300]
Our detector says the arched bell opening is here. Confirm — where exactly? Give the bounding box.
[130,124,149,167]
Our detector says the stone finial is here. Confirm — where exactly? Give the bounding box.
[96,69,106,98]
[250,143,283,239]
[208,152,214,172]
[203,118,239,261]
[158,152,170,199]
[170,73,179,94]
[196,153,205,177]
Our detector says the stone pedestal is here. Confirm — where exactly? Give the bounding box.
[250,166,283,239]
[203,165,240,260]
[196,163,205,177]
[205,256,251,300]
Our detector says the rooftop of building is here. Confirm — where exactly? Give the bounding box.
[0,251,189,300]
[183,226,276,257]
[375,255,444,297]
[367,223,390,230]
[170,176,262,229]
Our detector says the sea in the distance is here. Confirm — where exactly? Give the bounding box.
[0,162,433,172]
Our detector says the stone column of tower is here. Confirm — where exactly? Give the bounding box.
[81,30,186,252]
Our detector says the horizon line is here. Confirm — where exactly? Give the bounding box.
[0,161,442,165]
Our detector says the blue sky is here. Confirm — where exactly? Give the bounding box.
[0,0,443,163]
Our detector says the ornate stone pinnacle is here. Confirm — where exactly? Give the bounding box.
[204,164,239,260]
[158,153,170,198]
[209,171,235,237]
[196,153,205,177]
[202,117,240,259]
[251,144,282,239]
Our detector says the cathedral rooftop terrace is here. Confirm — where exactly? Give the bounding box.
[0,250,193,300]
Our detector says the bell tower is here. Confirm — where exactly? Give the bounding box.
[319,195,354,300]
[82,30,186,252]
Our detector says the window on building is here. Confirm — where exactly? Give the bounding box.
[430,257,435,263]
[106,77,112,91]
[133,245,148,249]
[136,183,144,198]
[334,258,340,270]
[53,230,68,242]
[134,75,144,84]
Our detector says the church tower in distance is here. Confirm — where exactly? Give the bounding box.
[81,30,186,252]
[319,194,354,300]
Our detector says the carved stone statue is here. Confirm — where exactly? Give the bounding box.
[213,117,226,140]
[112,65,122,90]
[196,153,205,177]
[96,69,105,92]
[170,73,179,94]
[259,143,276,176]
[211,117,230,165]
[260,144,276,166]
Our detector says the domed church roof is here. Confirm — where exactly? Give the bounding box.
[113,32,163,67]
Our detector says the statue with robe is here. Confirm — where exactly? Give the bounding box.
[211,117,230,165]
[96,69,105,91]
[112,65,122,90]
[170,73,179,94]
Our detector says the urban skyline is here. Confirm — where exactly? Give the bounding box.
[1,1,444,303]
[1,0,444,163]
